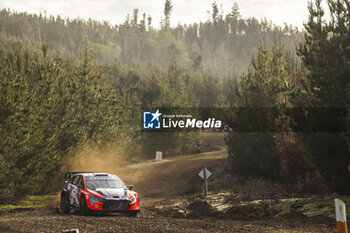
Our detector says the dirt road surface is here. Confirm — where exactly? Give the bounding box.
[120,149,228,197]
[0,149,335,232]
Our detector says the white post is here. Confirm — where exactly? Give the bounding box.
[204,167,208,197]
[156,151,162,161]
[335,199,348,233]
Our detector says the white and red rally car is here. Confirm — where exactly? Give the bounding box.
[60,172,140,216]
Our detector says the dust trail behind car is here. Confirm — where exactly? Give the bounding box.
[62,132,228,198]
[63,143,227,198]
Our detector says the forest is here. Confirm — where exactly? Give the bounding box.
[0,0,349,198]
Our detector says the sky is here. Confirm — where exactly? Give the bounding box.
[0,0,311,29]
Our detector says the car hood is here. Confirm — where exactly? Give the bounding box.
[90,188,129,199]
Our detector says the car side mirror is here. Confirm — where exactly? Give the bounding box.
[129,185,134,191]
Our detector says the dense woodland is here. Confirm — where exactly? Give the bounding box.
[0,2,302,76]
[0,0,349,198]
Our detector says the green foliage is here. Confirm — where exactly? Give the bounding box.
[0,195,50,211]
[0,0,348,197]
[226,0,349,194]
[162,0,173,30]
[0,6,302,76]
[296,0,350,194]
[0,43,218,196]
[227,132,281,181]
[141,62,199,158]
[0,47,134,197]
[226,45,292,181]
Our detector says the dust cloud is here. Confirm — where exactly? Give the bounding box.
[65,144,125,174]
[61,143,145,186]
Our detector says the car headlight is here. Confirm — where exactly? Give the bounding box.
[89,194,104,202]
[129,195,136,203]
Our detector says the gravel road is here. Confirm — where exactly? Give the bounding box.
[0,150,335,232]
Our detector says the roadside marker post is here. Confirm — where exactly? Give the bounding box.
[335,199,348,233]
[62,229,79,233]
[198,167,212,197]
[156,151,162,161]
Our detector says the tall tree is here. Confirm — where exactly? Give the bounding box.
[132,9,139,28]
[212,2,219,24]
[296,0,350,193]
[227,44,292,181]
[162,0,173,30]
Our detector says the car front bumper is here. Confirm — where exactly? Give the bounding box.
[87,198,140,212]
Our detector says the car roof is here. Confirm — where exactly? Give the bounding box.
[75,172,121,180]
[75,172,108,176]
[64,172,122,182]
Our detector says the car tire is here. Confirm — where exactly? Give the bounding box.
[60,194,70,214]
[129,212,138,217]
[80,196,90,216]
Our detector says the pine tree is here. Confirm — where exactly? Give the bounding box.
[227,44,292,181]
[162,0,173,30]
[296,0,350,193]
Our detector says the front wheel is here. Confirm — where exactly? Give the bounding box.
[80,196,91,216]
[129,212,138,217]
[60,194,70,214]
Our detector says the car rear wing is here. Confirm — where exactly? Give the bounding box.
[64,172,100,181]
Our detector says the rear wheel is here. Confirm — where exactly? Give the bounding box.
[80,196,90,216]
[60,194,70,214]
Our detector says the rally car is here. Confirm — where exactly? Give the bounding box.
[60,172,140,216]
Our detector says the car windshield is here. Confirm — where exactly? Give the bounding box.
[86,179,126,190]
